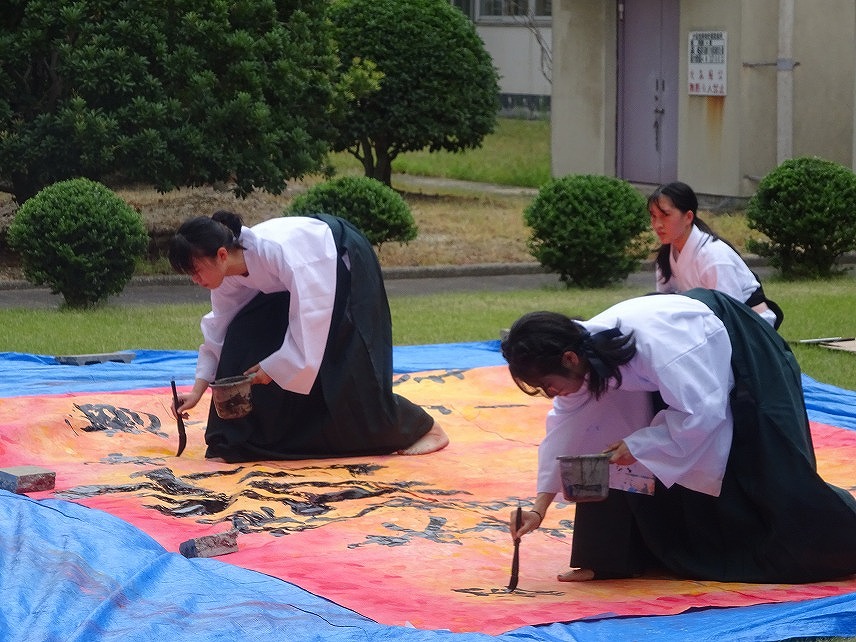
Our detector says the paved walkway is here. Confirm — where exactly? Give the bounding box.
[0,263,659,309]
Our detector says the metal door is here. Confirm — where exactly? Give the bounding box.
[617,0,679,184]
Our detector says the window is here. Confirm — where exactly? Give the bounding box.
[450,0,474,19]
[477,0,551,20]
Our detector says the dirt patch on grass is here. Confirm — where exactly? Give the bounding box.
[0,181,537,281]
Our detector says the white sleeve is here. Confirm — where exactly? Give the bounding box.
[258,253,337,395]
[697,261,747,302]
[538,405,582,496]
[195,282,257,383]
[622,322,734,496]
[537,388,655,496]
[584,295,736,497]
[198,220,339,394]
[245,225,338,394]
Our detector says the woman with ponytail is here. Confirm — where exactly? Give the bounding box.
[168,211,448,462]
[649,181,784,329]
[502,291,856,584]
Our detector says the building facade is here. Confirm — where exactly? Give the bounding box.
[452,1,553,117]
[551,0,856,199]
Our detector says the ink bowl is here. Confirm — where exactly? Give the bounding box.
[557,453,610,502]
[210,374,256,419]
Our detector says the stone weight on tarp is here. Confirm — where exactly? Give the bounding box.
[0,465,56,494]
[179,529,239,558]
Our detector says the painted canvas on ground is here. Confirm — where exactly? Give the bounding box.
[3,363,856,635]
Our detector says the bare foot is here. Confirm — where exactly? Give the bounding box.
[397,422,450,455]
[557,568,595,582]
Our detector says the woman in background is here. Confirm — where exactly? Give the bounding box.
[169,210,448,462]
[649,181,783,328]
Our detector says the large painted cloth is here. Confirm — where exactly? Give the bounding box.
[1,346,856,640]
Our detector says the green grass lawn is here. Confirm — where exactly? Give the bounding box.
[3,274,855,391]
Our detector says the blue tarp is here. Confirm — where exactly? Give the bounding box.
[2,344,856,640]
[5,484,856,642]
[2,343,855,431]
[4,489,856,642]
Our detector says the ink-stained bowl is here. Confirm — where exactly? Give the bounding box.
[557,453,610,502]
[209,374,255,419]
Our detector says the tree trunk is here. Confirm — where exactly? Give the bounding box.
[372,143,393,186]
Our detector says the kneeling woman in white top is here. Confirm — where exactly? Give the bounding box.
[502,291,856,583]
[169,211,448,462]
[649,181,783,329]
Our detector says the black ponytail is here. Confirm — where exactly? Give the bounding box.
[501,311,636,400]
[211,210,244,238]
[168,211,245,274]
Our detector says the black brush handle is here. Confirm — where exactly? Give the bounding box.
[507,506,523,591]
[171,380,187,456]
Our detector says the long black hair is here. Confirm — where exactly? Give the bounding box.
[168,210,246,274]
[500,311,636,399]
[649,182,736,283]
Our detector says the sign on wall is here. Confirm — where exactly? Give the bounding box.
[688,30,727,96]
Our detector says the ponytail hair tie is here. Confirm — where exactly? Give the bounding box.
[578,327,623,379]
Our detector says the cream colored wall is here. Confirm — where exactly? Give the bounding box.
[790,1,855,164]
[737,0,779,192]
[678,1,745,196]
[552,0,856,198]
[477,25,553,96]
[681,0,855,196]
[550,1,615,177]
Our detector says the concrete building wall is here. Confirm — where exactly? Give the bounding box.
[790,2,854,163]
[678,1,744,196]
[477,25,553,97]
[737,0,779,192]
[550,2,615,176]
[552,0,856,199]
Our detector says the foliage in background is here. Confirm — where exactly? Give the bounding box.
[8,178,147,308]
[524,175,652,287]
[327,0,500,186]
[286,176,417,247]
[330,118,551,189]
[0,0,336,203]
[746,157,856,278]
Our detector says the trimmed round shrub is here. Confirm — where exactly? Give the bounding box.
[746,156,856,278]
[285,176,417,247]
[524,175,651,288]
[8,178,148,308]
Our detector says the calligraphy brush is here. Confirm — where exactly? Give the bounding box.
[171,380,187,457]
[507,505,522,591]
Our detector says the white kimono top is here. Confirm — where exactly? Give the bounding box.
[195,217,338,395]
[538,385,656,497]
[656,225,776,327]
[580,295,735,497]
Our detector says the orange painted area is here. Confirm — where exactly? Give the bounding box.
[2,365,855,634]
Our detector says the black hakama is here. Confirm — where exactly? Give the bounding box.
[204,214,434,462]
[572,289,856,583]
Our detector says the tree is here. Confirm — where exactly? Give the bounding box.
[524,175,651,288]
[286,176,417,247]
[0,0,337,203]
[746,156,856,278]
[327,0,500,186]
[8,178,147,308]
